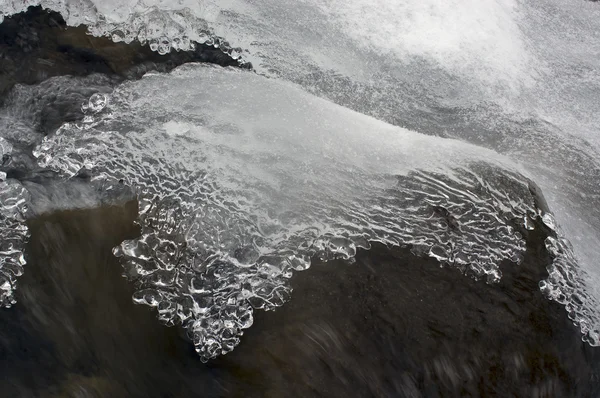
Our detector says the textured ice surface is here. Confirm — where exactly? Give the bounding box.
[33,64,558,360]
[0,137,29,308]
[540,233,600,346]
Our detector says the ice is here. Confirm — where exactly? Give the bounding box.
[34,64,553,360]
[0,137,29,308]
[0,0,243,58]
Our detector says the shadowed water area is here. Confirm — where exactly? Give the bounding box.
[1,201,599,397]
[1,6,600,398]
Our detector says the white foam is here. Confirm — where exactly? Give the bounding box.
[313,0,532,87]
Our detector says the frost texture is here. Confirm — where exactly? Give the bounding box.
[34,65,545,360]
[0,138,29,308]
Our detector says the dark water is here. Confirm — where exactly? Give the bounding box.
[1,7,600,398]
[2,201,599,397]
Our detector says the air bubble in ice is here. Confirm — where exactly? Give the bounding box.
[82,93,108,114]
[541,212,557,231]
[111,29,125,42]
[157,37,171,55]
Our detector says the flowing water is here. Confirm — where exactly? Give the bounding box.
[1,0,600,395]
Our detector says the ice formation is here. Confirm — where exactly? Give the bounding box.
[0,137,29,308]
[33,64,581,359]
